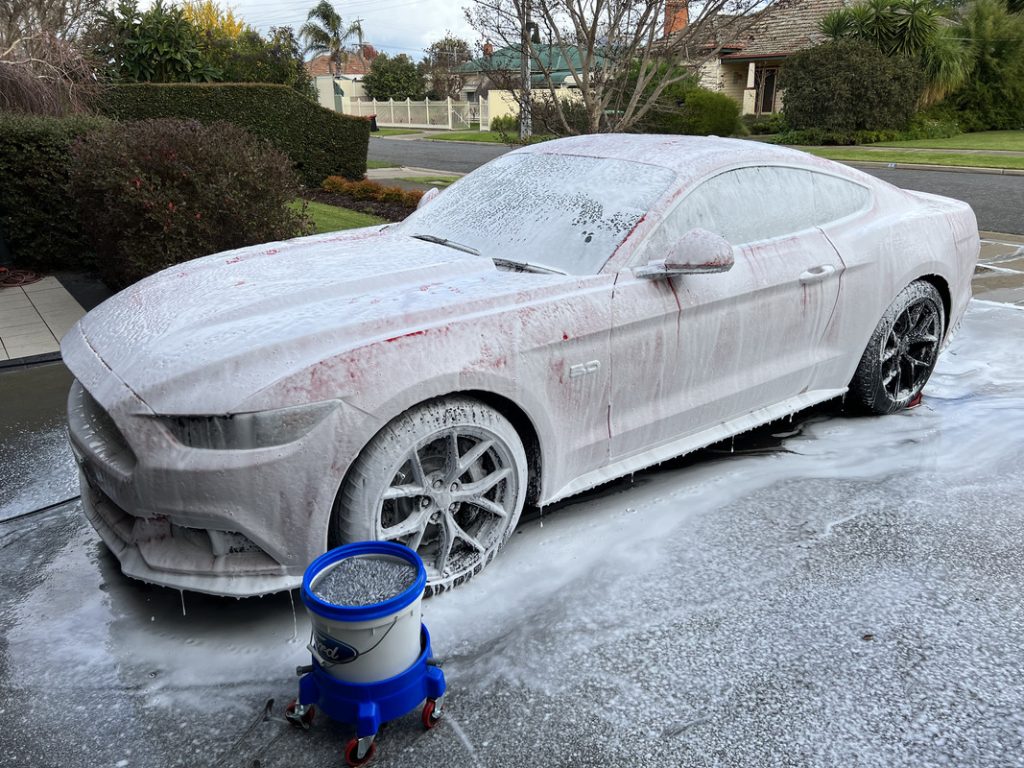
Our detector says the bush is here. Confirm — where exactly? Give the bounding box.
[532,96,591,135]
[742,112,788,135]
[98,83,369,185]
[321,176,422,209]
[0,114,109,271]
[781,40,924,135]
[70,119,311,287]
[640,86,742,136]
[488,114,518,134]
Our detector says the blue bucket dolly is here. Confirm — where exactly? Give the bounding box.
[285,543,447,766]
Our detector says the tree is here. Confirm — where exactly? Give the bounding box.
[182,0,246,38]
[299,0,362,75]
[203,25,313,94]
[820,0,971,105]
[91,0,218,83]
[781,39,924,134]
[362,52,425,100]
[942,0,1024,129]
[466,0,782,135]
[421,33,472,99]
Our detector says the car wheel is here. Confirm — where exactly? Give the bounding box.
[848,280,945,415]
[334,397,528,595]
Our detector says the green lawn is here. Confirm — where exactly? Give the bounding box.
[397,175,460,187]
[872,130,1024,151]
[366,159,399,169]
[428,130,556,144]
[371,128,421,137]
[800,147,1024,171]
[291,200,386,233]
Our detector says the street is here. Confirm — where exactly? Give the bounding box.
[369,137,1024,234]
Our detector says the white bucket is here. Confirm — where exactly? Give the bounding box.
[301,543,426,684]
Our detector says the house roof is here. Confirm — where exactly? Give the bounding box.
[462,44,605,82]
[305,45,378,77]
[720,0,846,60]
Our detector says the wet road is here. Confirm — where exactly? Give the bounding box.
[2,300,1024,768]
[368,138,1024,234]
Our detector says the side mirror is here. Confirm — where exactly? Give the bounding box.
[417,187,441,209]
[635,228,734,279]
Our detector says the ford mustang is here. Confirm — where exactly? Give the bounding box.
[62,135,980,597]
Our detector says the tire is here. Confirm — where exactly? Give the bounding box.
[848,281,945,415]
[333,397,528,595]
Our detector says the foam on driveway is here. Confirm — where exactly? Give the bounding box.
[1,301,1022,767]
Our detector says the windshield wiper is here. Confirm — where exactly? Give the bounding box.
[411,234,480,255]
[491,257,565,275]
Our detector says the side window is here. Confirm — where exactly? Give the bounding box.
[641,166,871,258]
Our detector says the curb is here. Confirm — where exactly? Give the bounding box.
[825,159,1024,176]
[0,350,62,371]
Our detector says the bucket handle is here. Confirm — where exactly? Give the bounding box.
[308,616,399,668]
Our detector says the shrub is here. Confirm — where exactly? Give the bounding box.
[742,112,788,135]
[98,83,369,185]
[0,114,109,271]
[640,86,742,136]
[70,119,311,287]
[488,114,518,134]
[532,96,591,135]
[321,176,422,208]
[781,40,924,135]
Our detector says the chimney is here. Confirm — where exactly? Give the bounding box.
[664,1,689,38]
[483,41,494,59]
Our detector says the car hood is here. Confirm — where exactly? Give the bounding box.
[69,227,568,414]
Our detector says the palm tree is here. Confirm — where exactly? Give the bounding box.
[299,1,363,76]
[819,0,970,105]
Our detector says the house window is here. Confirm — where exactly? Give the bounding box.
[754,67,779,114]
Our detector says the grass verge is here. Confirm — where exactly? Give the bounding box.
[397,175,460,187]
[872,130,1024,151]
[366,159,400,169]
[371,128,422,137]
[291,200,386,233]
[800,147,1024,171]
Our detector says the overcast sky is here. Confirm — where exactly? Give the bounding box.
[229,0,480,60]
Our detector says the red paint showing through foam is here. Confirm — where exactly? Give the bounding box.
[385,330,427,343]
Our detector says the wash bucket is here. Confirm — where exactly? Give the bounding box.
[301,541,427,684]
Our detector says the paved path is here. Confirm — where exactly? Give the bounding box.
[0,277,84,363]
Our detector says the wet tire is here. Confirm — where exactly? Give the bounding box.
[848,281,945,415]
[333,397,527,595]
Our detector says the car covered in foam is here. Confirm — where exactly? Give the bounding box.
[62,135,979,596]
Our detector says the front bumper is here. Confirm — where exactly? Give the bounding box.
[62,325,364,597]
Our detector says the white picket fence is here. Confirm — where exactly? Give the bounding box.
[342,97,481,130]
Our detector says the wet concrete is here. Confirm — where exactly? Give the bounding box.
[0,361,77,522]
[2,302,1024,768]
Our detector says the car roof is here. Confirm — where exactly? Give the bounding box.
[515,133,869,187]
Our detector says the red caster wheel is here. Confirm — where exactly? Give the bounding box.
[284,698,315,729]
[422,698,444,730]
[344,737,377,767]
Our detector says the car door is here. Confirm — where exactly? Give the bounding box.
[608,165,853,461]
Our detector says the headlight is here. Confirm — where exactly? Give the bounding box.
[160,401,338,450]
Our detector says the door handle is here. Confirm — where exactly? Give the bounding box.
[799,265,836,284]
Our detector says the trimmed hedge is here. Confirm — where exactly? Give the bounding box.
[98,83,369,185]
[0,114,109,271]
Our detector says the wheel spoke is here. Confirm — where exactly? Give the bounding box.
[446,514,485,553]
[443,431,460,480]
[457,438,493,475]
[454,467,511,498]
[462,495,508,519]
[381,510,429,541]
[408,447,428,488]
[904,352,930,368]
[383,483,425,500]
[434,519,455,575]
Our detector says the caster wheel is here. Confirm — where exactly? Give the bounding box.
[344,737,377,767]
[422,698,444,730]
[284,698,315,729]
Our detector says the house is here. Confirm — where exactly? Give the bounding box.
[306,44,377,109]
[693,0,846,115]
[459,43,604,103]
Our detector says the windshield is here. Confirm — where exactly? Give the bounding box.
[397,153,676,275]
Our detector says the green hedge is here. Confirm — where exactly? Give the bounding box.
[0,114,109,271]
[98,83,369,185]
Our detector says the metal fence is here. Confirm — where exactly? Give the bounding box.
[343,98,481,130]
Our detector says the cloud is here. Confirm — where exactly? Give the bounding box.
[231,0,480,58]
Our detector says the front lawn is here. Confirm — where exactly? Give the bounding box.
[872,130,1024,151]
[371,128,422,137]
[291,200,386,233]
[800,147,1024,171]
[428,130,507,143]
[366,159,399,169]
[397,175,460,187]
